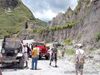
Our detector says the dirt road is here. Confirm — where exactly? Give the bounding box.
[0,39,100,75]
[2,57,100,75]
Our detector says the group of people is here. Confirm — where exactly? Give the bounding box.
[21,42,39,70]
[0,41,85,75]
[21,42,86,75]
[21,42,58,70]
[49,43,86,75]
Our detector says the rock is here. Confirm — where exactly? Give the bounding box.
[0,0,18,9]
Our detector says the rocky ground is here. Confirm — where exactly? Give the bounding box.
[1,55,100,75]
[0,39,100,75]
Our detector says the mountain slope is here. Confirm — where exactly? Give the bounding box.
[0,0,35,38]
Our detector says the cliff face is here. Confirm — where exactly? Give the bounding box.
[38,0,100,49]
[67,0,100,49]
[75,0,100,49]
[49,7,73,26]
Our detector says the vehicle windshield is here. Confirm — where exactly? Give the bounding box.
[4,39,21,49]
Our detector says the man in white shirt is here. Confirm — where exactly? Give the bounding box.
[76,49,84,55]
[22,44,28,68]
[75,44,85,75]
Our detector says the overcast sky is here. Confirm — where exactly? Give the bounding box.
[22,0,78,21]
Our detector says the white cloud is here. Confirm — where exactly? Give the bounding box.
[33,9,58,21]
[69,0,78,10]
[22,0,78,21]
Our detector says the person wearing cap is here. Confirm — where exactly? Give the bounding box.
[75,44,85,75]
[75,44,84,55]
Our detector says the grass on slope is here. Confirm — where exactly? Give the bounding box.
[0,1,34,38]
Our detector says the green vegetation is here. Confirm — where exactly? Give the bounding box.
[0,0,34,38]
[31,19,47,27]
[89,47,97,51]
[0,0,48,39]
[66,48,75,55]
[33,21,77,34]
[64,38,72,45]
[96,33,100,42]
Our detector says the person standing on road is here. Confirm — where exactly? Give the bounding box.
[61,46,66,58]
[26,43,31,58]
[49,44,58,67]
[22,44,29,68]
[75,44,85,75]
[31,45,39,70]
[0,53,2,75]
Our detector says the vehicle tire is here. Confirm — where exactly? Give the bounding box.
[45,55,50,60]
[39,55,42,60]
[18,57,24,69]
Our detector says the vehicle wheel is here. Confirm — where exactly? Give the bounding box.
[45,55,50,60]
[39,55,42,60]
[18,57,24,69]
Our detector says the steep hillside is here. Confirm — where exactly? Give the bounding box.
[0,0,35,38]
[69,0,100,49]
[0,0,46,38]
[39,0,100,49]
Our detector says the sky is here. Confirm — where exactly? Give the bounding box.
[22,0,78,22]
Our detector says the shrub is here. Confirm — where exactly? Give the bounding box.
[64,38,72,45]
[96,33,100,42]
[66,48,75,55]
[32,21,77,34]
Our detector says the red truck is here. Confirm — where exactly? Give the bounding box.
[32,42,50,60]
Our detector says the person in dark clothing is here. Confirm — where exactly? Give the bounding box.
[26,43,31,58]
[49,44,58,67]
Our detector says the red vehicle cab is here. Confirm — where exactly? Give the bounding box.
[33,42,50,60]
